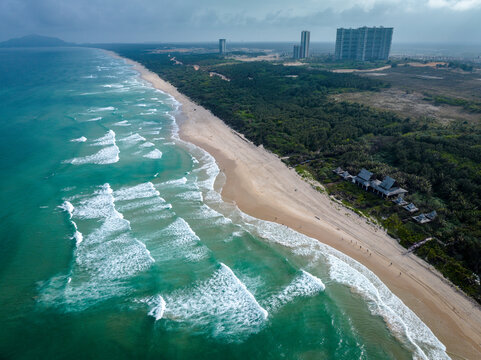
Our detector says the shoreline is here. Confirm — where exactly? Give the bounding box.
[113,52,481,359]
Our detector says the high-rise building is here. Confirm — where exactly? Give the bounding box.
[335,26,393,61]
[300,31,310,59]
[293,45,301,59]
[219,39,226,55]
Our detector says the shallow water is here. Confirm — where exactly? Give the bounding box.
[0,47,448,359]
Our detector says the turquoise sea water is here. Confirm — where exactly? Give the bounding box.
[0,47,449,359]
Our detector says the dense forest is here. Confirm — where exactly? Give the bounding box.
[104,45,481,303]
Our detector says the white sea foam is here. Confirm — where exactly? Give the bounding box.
[116,197,168,213]
[59,201,74,218]
[67,146,119,165]
[66,131,119,165]
[86,117,102,122]
[91,130,116,146]
[119,133,146,144]
[139,142,155,148]
[159,177,188,186]
[187,205,231,226]
[144,149,162,159]
[59,201,83,246]
[114,182,160,202]
[102,84,124,88]
[143,130,160,135]
[150,217,208,262]
[192,151,220,192]
[73,184,121,220]
[112,182,172,220]
[158,263,267,340]
[175,190,203,202]
[88,106,116,112]
[147,295,166,320]
[70,136,87,142]
[73,230,83,246]
[113,120,131,127]
[61,186,76,192]
[265,270,325,313]
[82,74,97,79]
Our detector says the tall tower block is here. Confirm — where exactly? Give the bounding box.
[219,39,226,55]
[300,31,310,59]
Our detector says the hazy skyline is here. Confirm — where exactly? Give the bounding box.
[1,0,481,44]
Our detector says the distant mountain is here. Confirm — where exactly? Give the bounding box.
[0,35,74,48]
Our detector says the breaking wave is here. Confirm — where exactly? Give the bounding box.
[143,149,162,159]
[148,263,268,341]
[65,130,119,165]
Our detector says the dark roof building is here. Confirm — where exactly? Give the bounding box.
[393,196,408,206]
[354,168,373,188]
[426,211,437,220]
[413,213,430,224]
[404,203,419,213]
[341,171,354,180]
[370,176,408,198]
[333,167,343,175]
[413,210,437,224]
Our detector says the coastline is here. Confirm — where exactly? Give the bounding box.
[113,52,481,359]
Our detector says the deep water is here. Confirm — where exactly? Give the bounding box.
[0,47,448,359]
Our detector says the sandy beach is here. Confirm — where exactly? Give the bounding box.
[116,53,481,360]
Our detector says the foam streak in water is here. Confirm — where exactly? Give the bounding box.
[70,136,87,142]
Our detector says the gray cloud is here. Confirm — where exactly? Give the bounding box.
[0,0,480,43]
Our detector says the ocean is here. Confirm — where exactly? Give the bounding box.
[0,47,449,359]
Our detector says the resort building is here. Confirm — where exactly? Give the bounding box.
[333,167,354,181]
[334,166,437,224]
[300,31,310,59]
[354,168,373,190]
[413,211,437,224]
[335,26,393,61]
[219,39,226,55]
[370,176,407,198]
[404,203,419,213]
[393,196,408,206]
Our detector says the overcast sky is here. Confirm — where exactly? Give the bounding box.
[1,0,481,43]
